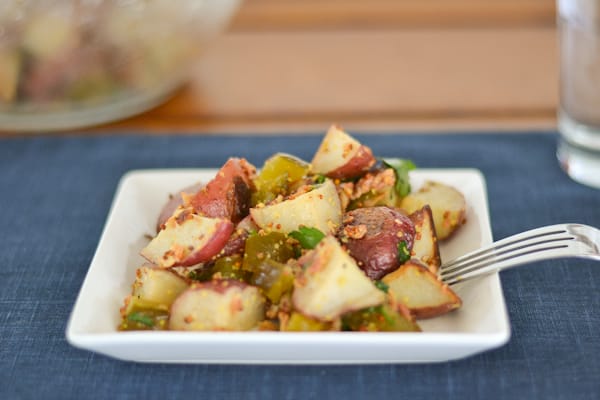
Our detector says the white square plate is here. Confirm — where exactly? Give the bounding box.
[66,168,510,364]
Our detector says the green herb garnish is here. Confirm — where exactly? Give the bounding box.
[127,311,154,327]
[363,306,396,326]
[374,280,389,293]
[289,226,326,249]
[397,240,411,264]
[313,174,327,184]
[382,158,416,197]
[377,306,396,326]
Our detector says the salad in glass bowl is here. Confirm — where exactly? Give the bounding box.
[0,0,240,131]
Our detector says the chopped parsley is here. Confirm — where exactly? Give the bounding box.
[127,311,154,327]
[313,174,327,184]
[382,158,416,197]
[374,280,389,293]
[289,226,325,249]
[397,240,411,264]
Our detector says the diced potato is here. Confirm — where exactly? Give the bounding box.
[409,205,441,274]
[250,179,342,234]
[121,265,189,316]
[156,182,204,232]
[400,180,466,240]
[169,280,265,331]
[190,158,256,224]
[293,236,385,321]
[311,125,375,179]
[141,207,233,267]
[382,259,462,319]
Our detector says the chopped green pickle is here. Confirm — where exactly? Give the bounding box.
[243,232,295,272]
[211,254,249,281]
[187,267,212,282]
[252,153,310,205]
[341,304,420,332]
[120,309,169,331]
[250,259,294,303]
[285,312,331,331]
[188,255,249,282]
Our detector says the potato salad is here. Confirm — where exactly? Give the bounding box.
[119,126,467,332]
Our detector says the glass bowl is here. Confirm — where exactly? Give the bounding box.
[0,0,241,131]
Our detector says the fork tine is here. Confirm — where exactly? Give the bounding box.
[439,224,592,285]
[441,242,574,285]
[441,230,575,276]
[441,225,571,272]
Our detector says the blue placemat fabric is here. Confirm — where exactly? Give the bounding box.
[0,132,599,400]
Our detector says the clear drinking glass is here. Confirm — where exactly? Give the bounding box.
[557,0,600,188]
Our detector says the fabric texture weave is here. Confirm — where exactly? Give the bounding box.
[0,132,598,400]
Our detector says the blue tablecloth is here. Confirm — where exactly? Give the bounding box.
[1,132,599,399]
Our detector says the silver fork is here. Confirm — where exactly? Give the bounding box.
[440,223,600,285]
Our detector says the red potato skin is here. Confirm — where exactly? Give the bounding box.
[326,145,376,180]
[218,216,257,257]
[190,158,256,224]
[157,182,204,231]
[177,219,235,266]
[337,206,415,280]
[218,230,248,258]
[408,205,441,274]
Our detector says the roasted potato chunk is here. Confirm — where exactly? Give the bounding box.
[337,206,415,280]
[119,266,190,331]
[311,125,375,180]
[250,179,342,234]
[121,266,189,315]
[382,259,462,319]
[293,236,385,321]
[190,158,256,224]
[169,280,265,331]
[400,180,466,240]
[156,182,203,232]
[409,205,441,274]
[141,207,234,267]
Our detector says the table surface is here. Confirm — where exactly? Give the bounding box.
[1,132,599,399]
[2,2,599,399]
[0,0,559,136]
